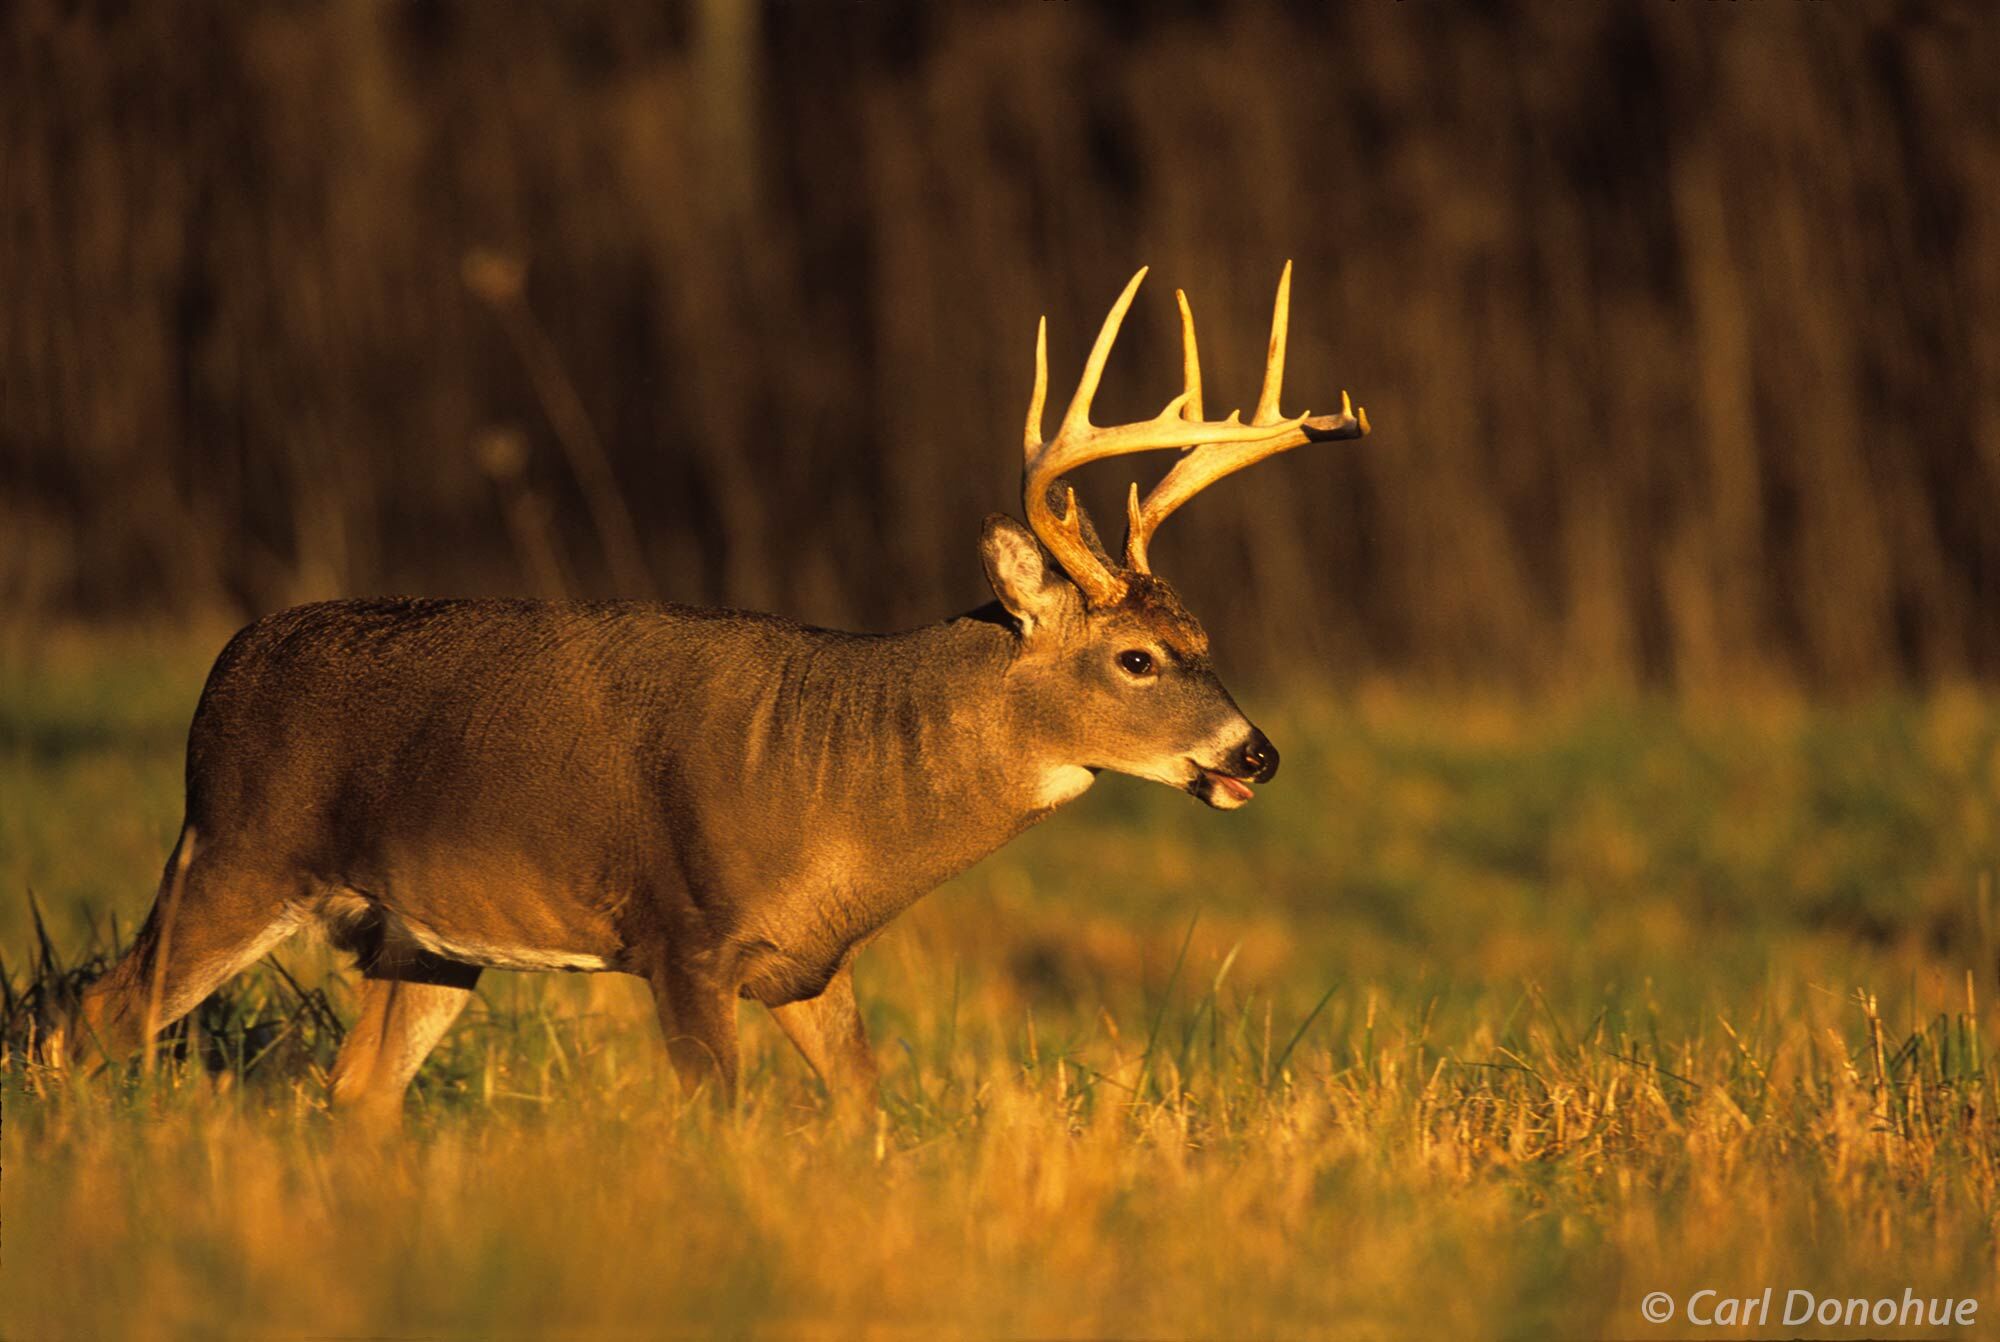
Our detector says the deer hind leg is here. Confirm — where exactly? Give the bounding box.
[57,834,302,1069]
[326,922,481,1125]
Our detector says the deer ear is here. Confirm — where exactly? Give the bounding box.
[981,514,1077,636]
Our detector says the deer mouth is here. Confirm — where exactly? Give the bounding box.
[1192,767,1256,809]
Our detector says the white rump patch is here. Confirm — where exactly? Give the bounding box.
[1035,765,1096,810]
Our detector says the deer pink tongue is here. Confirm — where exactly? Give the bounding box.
[1208,771,1254,801]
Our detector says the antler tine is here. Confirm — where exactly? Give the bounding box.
[1059,267,1148,438]
[1023,316,1048,458]
[1176,288,1204,422]
[1252,260,1291,426]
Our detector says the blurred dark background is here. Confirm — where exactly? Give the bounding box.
[4,1,1995,690]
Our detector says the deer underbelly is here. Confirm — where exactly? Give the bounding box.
[396,914,612,972]
[317,889,616,973]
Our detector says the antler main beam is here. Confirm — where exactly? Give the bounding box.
[1020,263,1369,604]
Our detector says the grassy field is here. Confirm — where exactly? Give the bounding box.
[5,628,2000,1338]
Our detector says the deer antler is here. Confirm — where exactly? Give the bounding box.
[1123,262,1370,573]
[1022,263,1369,604]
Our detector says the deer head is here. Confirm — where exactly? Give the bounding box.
[981,263,1370,809]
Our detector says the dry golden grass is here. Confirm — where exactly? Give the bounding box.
[9,964,2000,1339]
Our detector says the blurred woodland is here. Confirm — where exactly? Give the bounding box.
[3,1,1996,690]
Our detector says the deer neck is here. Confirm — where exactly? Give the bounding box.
[815,607,1091,831]
[928,608,1099,818]
[719,606,1091,908]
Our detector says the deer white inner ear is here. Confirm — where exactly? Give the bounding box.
[982,519,1066,635]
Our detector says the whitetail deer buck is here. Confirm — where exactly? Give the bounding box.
[52,264,1368,1118]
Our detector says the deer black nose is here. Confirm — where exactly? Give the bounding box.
[1237,729,1279,783]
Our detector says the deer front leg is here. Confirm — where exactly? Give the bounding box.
[766,962,879,1107]
[646,957,739,1106]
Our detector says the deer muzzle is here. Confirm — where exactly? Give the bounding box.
[1190,726,1279,809]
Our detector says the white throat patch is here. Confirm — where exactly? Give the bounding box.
[1034,764,1096,810]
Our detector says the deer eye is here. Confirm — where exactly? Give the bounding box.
[1116,649,1156,677]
